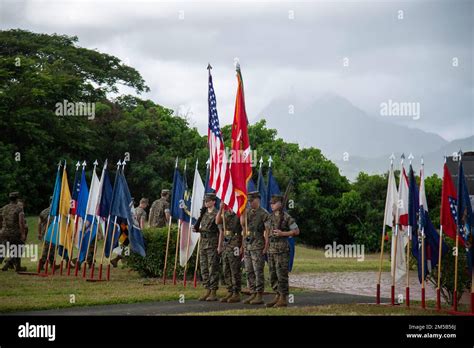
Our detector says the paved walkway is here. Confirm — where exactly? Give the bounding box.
[290,271,440,303]
[11,291,384,316]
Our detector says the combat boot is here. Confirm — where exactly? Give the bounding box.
[220,291,233,303]
[249,292,264,305]
[2,259,14,271]
[243,293,256,304]
[206,289,218,301]
[14,259,26,272]
[265,294,280,308]
[227,292,241,303]
[274,294,288,307]
[199,289,211,301]
[110,256,120,268]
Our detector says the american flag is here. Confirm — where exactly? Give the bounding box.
[207,70,237,212]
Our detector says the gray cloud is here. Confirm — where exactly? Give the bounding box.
[1,0,472,141]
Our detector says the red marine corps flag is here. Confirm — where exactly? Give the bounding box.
[230,62,252,216]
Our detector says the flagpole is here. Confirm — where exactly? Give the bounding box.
[405,154,414,307]
[99,215,111,280]
[44,216,57,275]
[172,219,182,285]
[163,157,178,285]
[377,155,394,304]
[436,156,447,310]
[453,232,459,311]
[106,216,118,281]
[193,159,209,288]
[52,161,67,275]
[59,161,79,275]
[257,157,263,191]
[82,160,99,278]
[90,160,107,280]
[173,159,187,285]
[183,159,198,287]
[453,151,462,312]
[420,157,426,309]
[59,214,72,275]
[391,155,404,306]
[37,161,61,274]
[67,160,84,276]
[75,160,94,276]
[106,160,126,281]
[101,160,121,281]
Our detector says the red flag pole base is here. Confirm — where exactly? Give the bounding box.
[421,287,426,309]
[453,290,458,312]
[376,283,381,305]
[52,262,56,275]
[391,285,395,305]
[67,262,71,276]
[172,272,177,285]
[74,263,79,277]
[436,288,441,311]
[471,292,474,314]
[193,273,197,288]
[59,261,63,275]
[82,263,87,278]
[406,287,410,307]
[98,264,103,280]
[90,265,95,279]
[44,263,49,275]
[163,273,167,285]
[106,265,111,281]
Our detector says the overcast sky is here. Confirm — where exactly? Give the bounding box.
[1,0,472,142]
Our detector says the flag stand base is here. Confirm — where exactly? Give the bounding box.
[453,290,458,312]
[391,285,395,305]
[436,288,441,311]
[406,287,410,307]
[421,287,425,308]
[376,284,380,304]
[471,292,474,314]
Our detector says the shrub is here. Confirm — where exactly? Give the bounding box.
[127,226,196,279]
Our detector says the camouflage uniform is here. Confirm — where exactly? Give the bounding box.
[268,210,298,297]
[38,207,55,267]
[243,206,270,294]
[149,197,170,228]
[135,206,147,229]
[198,206,219,291]
[0,196,26,271]
[219,210,243,294]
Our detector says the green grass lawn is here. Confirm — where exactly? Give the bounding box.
[186,303,447,316]
[0,217,391,313]
[292,243,390,273]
